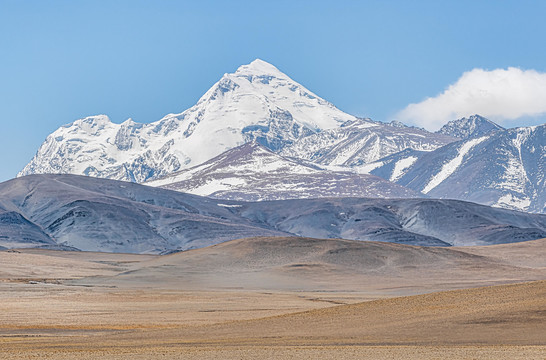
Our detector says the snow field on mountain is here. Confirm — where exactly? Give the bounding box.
[390,156,419,182]
[422,136,489,194]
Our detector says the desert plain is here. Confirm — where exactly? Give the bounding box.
[1,236,545,359]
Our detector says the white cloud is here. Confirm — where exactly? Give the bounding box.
[395,67,546,130]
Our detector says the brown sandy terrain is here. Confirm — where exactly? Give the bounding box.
[2,281,545,359]
[461,238,546,268]
[1,237,545,359]
[155,280,546,346]
[2,345,545,360]
[77,236,546,296]
[0,249,125,280]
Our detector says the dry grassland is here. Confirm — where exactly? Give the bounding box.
[1,238,545,359]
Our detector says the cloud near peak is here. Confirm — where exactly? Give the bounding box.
[395,67,546,130]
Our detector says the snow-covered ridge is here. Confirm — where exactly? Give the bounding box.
[358,122,546,213]
[385,124,546,213]
[280,119,455,166]
[19,58,457,192]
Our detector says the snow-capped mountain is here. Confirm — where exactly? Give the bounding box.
[394,124,546,213]
[279,118,455,167]
[146,141,421,200]
[17,59,544,215]
[2,174,546,253]
[436,114,505,139]
[20,59,457,185]
[19,59,360,182]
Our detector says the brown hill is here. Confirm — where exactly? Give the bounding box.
[81,237,546,296]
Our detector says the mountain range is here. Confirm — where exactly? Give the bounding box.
[279,118,455,166]
[16,59,545,214]
[366,124,546,213]
[18,59,455,183]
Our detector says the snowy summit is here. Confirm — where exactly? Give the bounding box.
[19,59,357,182]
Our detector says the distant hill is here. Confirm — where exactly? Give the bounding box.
[1,174,546,253]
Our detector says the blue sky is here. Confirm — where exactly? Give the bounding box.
[1,0,546,181]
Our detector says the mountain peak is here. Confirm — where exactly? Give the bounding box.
[20,59,355,182]
[234,59,286,77]
[73,115,110,125]
[68,115,112,135]
[467,114,501,126]
[436,114,504,139]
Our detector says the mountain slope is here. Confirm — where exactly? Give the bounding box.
[280,119,455,166]
[397,124,546,213]
[230,198,546,246]
[0,174,287,253]
[2,175,546,252]
[146,142,421,201]
[0,208,55,249]
[436,114,505,139]
[356,148,428,183]
[18,60,360,183]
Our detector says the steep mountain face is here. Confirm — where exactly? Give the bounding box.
[19,60,359,183]
[279,119,455,166]
[395,124,546,213]
[436,114,504,139]
[147,142,421,201]
[1,175,546,253]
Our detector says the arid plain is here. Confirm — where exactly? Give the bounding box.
[1,237,545,359]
